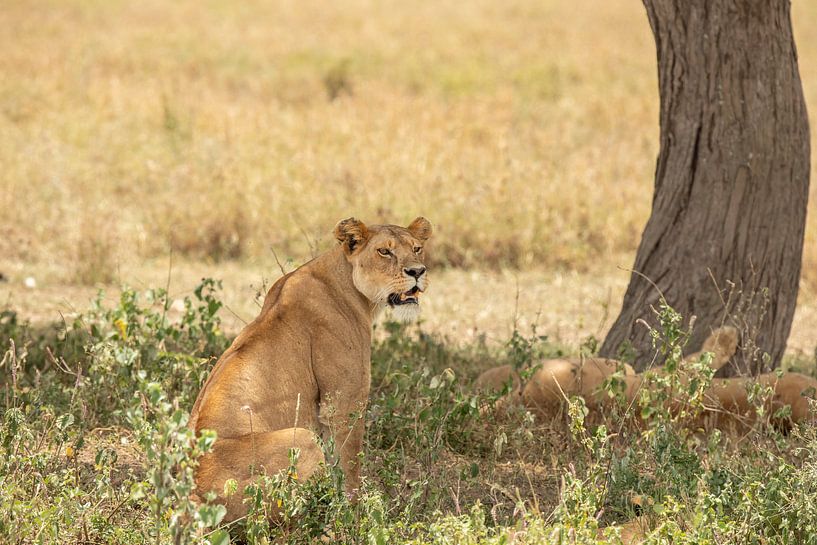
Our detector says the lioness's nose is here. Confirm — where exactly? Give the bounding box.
[404,266,426,278]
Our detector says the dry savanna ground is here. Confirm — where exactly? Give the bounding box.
[2,0,817,353]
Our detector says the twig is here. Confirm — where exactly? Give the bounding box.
[617,265,669,306]
[46,347,74,375]
[595,286,613,340]
[512,275,521,332]
[105,494,132,523]
[292,392,301,450]
[298,226,319,258]
[242,405,256,474]
[160,247,174,332]
[222,304,248,326]
[270,246,288,277]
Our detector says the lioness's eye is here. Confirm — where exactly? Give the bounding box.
[377,248,391,257]
[413,246,422,254]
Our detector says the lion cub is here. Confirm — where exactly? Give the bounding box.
[190,217,432,521]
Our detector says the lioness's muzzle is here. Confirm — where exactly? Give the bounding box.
[388,286,421,306]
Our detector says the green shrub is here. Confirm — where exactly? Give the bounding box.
[2,285,817,544]
[127,378,227,545]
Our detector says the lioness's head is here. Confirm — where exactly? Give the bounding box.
[334,216,432,322]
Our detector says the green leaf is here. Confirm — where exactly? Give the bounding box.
[56,413,74,432]
[208,529,230,545]
[130,482,147,500]
[197,429,218,452]
[199,503,227,527]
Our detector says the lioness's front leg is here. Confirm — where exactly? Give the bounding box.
[318,392,367,497]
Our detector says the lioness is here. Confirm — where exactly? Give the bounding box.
[476,328,737,409]
[190,216,432,521]
[476,326,817,431]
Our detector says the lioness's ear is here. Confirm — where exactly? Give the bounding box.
[334,217,370,254]
[407,217,432,241]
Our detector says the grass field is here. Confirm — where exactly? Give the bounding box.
[4,281,817,543]
[2,0,816,282]
[4,1,817,543]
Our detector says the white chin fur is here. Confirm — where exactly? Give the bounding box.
[390,303,421,323]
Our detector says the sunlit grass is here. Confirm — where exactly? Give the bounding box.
[2,0,816,286]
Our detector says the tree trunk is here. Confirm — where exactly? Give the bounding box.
[600,0,810,374]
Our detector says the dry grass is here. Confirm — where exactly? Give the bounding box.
[2,0,817,344]
[4,260,817,364]
[6,0,813,276]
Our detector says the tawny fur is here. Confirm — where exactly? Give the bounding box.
[190,217,432,522]
[473,364,522,394]
[475,326,817,431]
[701,372,817,431]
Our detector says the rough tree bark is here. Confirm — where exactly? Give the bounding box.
[600,0,810,374]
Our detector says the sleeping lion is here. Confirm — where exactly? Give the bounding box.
[190,216,432,521]
[476,326,817,430]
